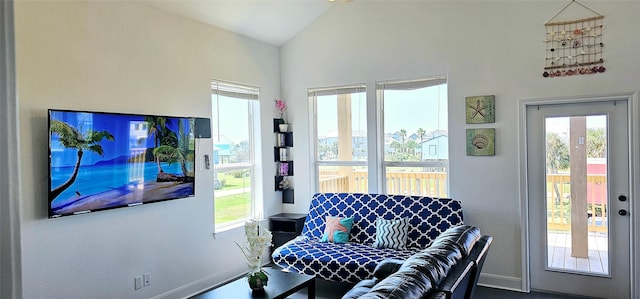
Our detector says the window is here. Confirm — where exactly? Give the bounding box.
[378,76,448,197]
[310,84,367,193]
[310,76,448,197]
[211,81,259,231]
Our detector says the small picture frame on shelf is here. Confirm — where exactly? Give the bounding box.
[279,148,289,161]
[276,133,286,147]
[279,163,289,176]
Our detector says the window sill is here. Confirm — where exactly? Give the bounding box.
[213,220,247,239]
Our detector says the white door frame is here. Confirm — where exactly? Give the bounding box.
[518,92,639,297]
[0,1,22,298]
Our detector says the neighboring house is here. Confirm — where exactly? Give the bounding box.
[212,134,233,164]
[318,130,367,160]
[417,134,449,161]
[384,130,448,161]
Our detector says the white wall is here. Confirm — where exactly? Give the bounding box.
[281,0,640,290]
[15,2,281,298]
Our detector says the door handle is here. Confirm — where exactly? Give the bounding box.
[619,195,627,202]
[618,209,628,216]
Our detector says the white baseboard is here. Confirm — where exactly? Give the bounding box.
[477,273,525,292]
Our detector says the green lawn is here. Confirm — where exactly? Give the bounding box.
[215,192,251,224]
[214,171,252,225]
[218,173,251,191]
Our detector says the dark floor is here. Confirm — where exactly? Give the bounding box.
[474,286,598,299]
[287,279,597,299]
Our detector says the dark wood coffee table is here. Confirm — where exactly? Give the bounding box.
[191,266,315,299]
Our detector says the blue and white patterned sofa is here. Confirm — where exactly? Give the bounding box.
[271,193,464,283]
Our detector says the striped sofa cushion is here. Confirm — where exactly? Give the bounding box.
[373,217,410,249]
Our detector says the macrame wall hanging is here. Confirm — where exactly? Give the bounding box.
[543,0,605,78]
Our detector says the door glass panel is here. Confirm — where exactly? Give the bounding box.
[545,115,608,276]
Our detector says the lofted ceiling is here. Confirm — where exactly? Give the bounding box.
[141,0,337,46]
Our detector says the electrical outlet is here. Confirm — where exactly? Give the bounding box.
[143,273,151,287]
[134,276,143,290]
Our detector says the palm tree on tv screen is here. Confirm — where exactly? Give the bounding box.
[147,116,195,181]
[145,116,172,175]
[49,120,115,202]
[152,119,193,178]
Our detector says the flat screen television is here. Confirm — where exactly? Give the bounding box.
[48,109,196,218]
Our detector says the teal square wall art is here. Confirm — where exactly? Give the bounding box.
[465,95,495,124]
[466,128,495,156]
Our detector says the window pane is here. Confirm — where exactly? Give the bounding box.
[312,78,448,196]
[214,166,251,226]
[381,78,448,197]
[316,91,367,161]
[213,97,251,164]
[212,83,256,230]
[383,83,447,162]
[318,165,368,193]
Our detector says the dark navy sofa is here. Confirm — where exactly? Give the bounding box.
[271,193,465,283]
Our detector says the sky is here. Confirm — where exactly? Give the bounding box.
[546,115,606,133]
[316,84,448,138]
[211,83,448,146]
[212,96,251,144]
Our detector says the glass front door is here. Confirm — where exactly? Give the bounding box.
[526,99,631,298]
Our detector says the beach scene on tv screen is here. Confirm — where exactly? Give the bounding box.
[49,111,195,217]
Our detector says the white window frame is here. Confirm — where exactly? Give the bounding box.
[211,80,260,233]
[310,76,448,196]
[309,84,367,193]
[376,75,449,196]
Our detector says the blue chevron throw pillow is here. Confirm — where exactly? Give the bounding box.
[372,217,409,249]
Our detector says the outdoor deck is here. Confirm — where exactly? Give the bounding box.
[547,230,608,275]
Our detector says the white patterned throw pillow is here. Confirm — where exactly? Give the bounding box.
[372,217,409,250]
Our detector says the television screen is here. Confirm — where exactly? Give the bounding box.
[48,109,196,218]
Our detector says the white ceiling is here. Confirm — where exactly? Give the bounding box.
[141,0,336,46]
